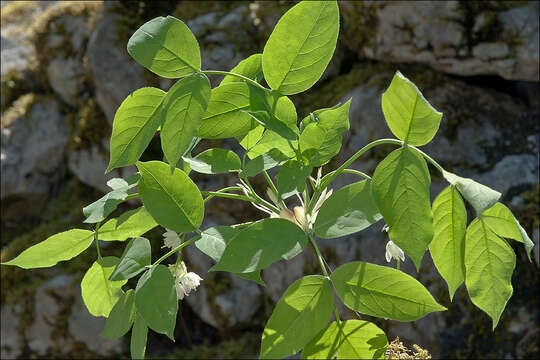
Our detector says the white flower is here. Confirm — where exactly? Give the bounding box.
[162,228,181,249]
[385,240,405,263]
[169,261,203,300]
[294,206,308,231]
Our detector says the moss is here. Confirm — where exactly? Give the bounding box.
[0,69,37,114]
[1,93,39,128]
[27,1,103,81]
[65,98,110,153]
[340,2,386,56]
[0,1,40,27]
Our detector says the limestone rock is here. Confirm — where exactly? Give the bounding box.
[86,2,146,124]
[1,96,69,199]
[341,1,540,81]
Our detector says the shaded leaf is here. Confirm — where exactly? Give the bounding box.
[109,237,151,281]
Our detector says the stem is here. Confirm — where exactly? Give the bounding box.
[341,169,372,180]
[263,170,284,207]
[244,177,280,213]
[94,222,102,259]
[125,192,139,201]
[231,221,254,229]
[202,187,246,203]
[397,259,401,271]
[202,70,267,90]
[410,145,445,173]
[153,236,197,267]
[309,235,341,323]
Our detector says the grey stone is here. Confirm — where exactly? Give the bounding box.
[1,97,69,199]
[0,306,20,359]
[67,139,137,194]
[86,5,146,124]
[46,57,85,106]
[475,154,538,194]
[533,228,539,267]
[472,43,510,60]
[341,1,539,81]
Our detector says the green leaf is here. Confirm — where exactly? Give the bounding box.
[276,160,312,199]
[442,170,501,215]
[262,0,339,95]
[197,82,254,139]
[183,148,241,174]
[246,85,299,140]
[210,218,307,273]
[261,275,334,359]
[106,87,165,173]
[160,73,211,168]
[429,185,467,301]
[301,320,388,360]
[2,229,94,269]
[381,71,442,146]
[131,313,148,360]
[482,202,535,261]
[221,53,263,85]
[107,178,129,190]
[237,125,264,151]
[195,226,264,285]
[135,265,178,339]
[101,289,136,340]
[371,147,434,269]
[127,15,201,78]
[331,261,446,321]
[240,149,289,178]
[314,180,382,239]
[98,207,158,242]
[464,218,515,329]
[81,256,127,317]
[246,94,299,159]
[299,100,351,166]
[83,187,131,224]
[109,237,151,281]
[137,161,204,233]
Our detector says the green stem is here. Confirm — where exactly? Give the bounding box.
[410,145,445,173]
[341,169,371,180]
[125,192,139,201]
[153,236,197,267]
[397,259,401,271]
[202,191,251,203]
[231,221,254,229]
[263,170,284,207]
[307,138,402,212]
[309,235,341,323]
[244,177,280,213]
[94,222,102,259]
[202,187,245,203]
[202,70,267,90]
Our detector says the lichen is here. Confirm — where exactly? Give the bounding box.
[65,98,110,153]
[0,69,37,114]
[1,93,39,129]
[0,1,40,27]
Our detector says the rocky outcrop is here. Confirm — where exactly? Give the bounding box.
[341,1,540,81]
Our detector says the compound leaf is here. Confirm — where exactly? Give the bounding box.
[99,207,158,242]
[429,185,467,301]
[261,275,334,359]
[331,262,446,321]
[381,71,442,146]
[371,147,434,269]
[443,170,501,216]
[127,15,201,78]
[137,161,204,233]
[183,148,241,174]
[101,289,136,340]
[262,1,339,94]
[109,237,151,281]
[107,87,165,173]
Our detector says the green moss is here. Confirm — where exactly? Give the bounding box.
[65,98,110,153]
[340,2,385,56]
[0,70,36,114]
[1,93,39,128]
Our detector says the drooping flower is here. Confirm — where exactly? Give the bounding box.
[162,228,182,249]
[385,240,405,263]
[169,261,203,300]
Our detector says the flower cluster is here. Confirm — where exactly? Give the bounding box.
[162,228,182,249]
[168,261,202,300]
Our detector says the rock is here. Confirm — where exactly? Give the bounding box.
[68,139,137,194]
[0,306,20,359]
[533,228,539,267]
[474,154,538,194]
[184,215,261,328]
[1,96,69,199]
[86,2,146,124]
[68,285,124,355]
[46,57,86,106]
[341,1,540,81]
